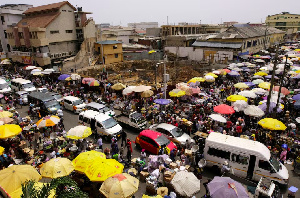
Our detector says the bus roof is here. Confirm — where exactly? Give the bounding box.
[206,132,270,160]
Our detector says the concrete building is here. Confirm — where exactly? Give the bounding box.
[128,22,158,29]
[266,12,300,31]
[0,4,33,57]
[146,28,161,37]
[6,1,96,67]
[95,40,123,64]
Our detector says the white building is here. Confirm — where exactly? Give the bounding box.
[127,22,158,30]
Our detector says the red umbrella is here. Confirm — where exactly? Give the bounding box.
[271,86,290,95]
[82,78,95,84]
[214,104,235,114]
[222,69,231,73]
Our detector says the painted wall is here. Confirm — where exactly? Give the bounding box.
[165,47,204,61]
[123,51,163,61]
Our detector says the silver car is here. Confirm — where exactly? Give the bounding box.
[149,123,194,146]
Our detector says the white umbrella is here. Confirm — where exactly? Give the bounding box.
[42,69,55,74]
[247,64,256,68]
[252,75,264,79]
[171,171,200,197]
[296,117,300,123]
[255,59,265,63]
[238,91,257,98]
[251,88,268,95]
[244,105,265,117]
[0,59,11,65]
[133,85,152,93]
[232,67,242,72]
[232,100,248,112]
[236,63,244,67]
[31,69,42,74]
[71,73,81,80]
[209,114,227,123]
[25,66,37,70]
[122,86,136,95]
[252,79,264,84]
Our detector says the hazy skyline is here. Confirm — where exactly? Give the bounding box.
[2,0,300,26]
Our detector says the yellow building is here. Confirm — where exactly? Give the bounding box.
[95,40,123,64]
[266,12,300,31]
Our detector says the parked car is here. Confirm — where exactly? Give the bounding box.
[86,102,115,117]
[149,123,194,146]
[36,87,48,93]
[48,92,63,103]
[135,130,177,155]
[63,96,86,113]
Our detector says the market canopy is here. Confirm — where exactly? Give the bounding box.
[0,124,22,139]
[169,89,186,97]
[73,151,106,173]
[258,118,286,130]
[40,157,74,178]
[213,104,235,114]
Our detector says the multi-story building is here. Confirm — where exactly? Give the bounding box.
[266,12,300,31]
[128,22,158,30]
[0,4,33,57]
[6,1,95,67]
[94,40,123,64]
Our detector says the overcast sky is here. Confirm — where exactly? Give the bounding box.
[3,0,300,25]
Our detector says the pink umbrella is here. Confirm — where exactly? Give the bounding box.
[214,104,235,114]
[82,78,95,84]
[191,87,201,94]
[272,86,290,95]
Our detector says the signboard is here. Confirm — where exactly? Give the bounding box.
[22,56,31,64]
[238,51,249,56]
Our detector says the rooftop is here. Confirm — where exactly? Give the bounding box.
[23,1,76,15]
[96,40,122,45]
[17,12,60,28]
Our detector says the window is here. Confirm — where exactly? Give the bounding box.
[68,10,72,12]
[259,160,272,171]
[66,30,73,33]
[149,139,159,148]
[0,16,5,24]
[62,10,66,12]
[50,30,59,34]
[18,32,24,39]
[97,122,103,128]
[207,147,230,160]
[231,153,249,165]
[79,115,83,121]
[140,136,150,142]
[4,30,7,39]
[115,54,119,58]
[113,45,118,49]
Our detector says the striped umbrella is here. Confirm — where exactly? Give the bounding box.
[88,80,100,86]
[36,116,60,128]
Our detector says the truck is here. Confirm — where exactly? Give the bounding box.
[115,111,148,130]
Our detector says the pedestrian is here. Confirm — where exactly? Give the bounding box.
[121,131,127,146]
[97,136,103,150]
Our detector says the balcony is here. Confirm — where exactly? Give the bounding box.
[30,38,49,47]
[7,38,15,46]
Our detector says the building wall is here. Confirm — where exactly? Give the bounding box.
[123,51,163,61]
[146,28,161,37]
[46,4,77,43]
[83,20,96,39]
[266,13,300,31]
[165,47,203,61]
[48,41,77,54]
[95,43,123,64]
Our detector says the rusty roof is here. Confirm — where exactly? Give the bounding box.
[23,1,76,14]
[17,12,60,28]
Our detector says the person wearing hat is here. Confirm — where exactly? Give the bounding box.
[140,149,146,161]
[221,161,230,176]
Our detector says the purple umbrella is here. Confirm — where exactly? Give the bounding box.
[228,71,240,77]
[58,74,70,80]
[154,99,170,105]
[207,176,249,198]
[258,102,282,113]
[292,94,300,100]
[244,82,255,87]
[292,75,300,79]
[265,75,279,79]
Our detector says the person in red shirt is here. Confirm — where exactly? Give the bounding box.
[226,121,232,131]
[236,124,242,136]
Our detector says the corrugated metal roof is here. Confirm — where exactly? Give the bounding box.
[192,41,242,49]
[96,40,122,45]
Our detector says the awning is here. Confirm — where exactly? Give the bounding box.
[192,41,242,49]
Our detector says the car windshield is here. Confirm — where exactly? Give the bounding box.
[40,89,48,93]
[45,100,59,108]
[270,156,280,172]
[102,117,118,129]
[73,100,83,106]
[23,83,34,88]
[170,127,184,137]
[155,135,170,147]
[0,83,9,89]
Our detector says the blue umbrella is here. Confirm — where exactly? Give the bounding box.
[58,74,70,80]
[292,94,300,100]
[265,75,279,79]
[244,82,255,87]
[207,176,249,198]
[154,99,170,105]
[258,102,282,113]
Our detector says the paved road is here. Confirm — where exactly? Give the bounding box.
[17,105,300,197]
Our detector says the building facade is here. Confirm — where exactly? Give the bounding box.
[128,22,158,29]
[0,4,32,57]
[6,1,95,67]
[266,12,300,31]
[95,40,123,64]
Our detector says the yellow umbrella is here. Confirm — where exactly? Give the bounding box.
[0,146,4,155]
[141,90,154,98]
[73,151,106,173]
[0,110,13,118]
[85,159,124,182]
[258,118,286,130]
[227,95,248,102]
[0,165,41,194]
[66,125,92,139]
[258,82,271,89]
[234,83,249,89]
[0,124,22,139]
[65,77,72,81]
[40,157,74,178]
[254,71,268,76]
[205,73,218,78]
[111,83,126,90]
[169,89,186,97]
[99,173,139,198]
[295,70,300,74]
[9,182,55,198]
[187,77,205,83]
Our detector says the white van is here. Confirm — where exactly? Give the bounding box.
[63,96,86,113]
[86,102,115,117]
[204,133,289,185]
[0,79,11,93]
[11,78,35,92]
[79,110,122,140]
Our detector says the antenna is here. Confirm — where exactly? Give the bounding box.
[167,16,169,25]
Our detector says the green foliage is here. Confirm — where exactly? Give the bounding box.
[21,177,89,198]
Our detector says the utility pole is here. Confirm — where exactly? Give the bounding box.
[266,45,279,114]
[276,55,289,107]
[164,55,167,99]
